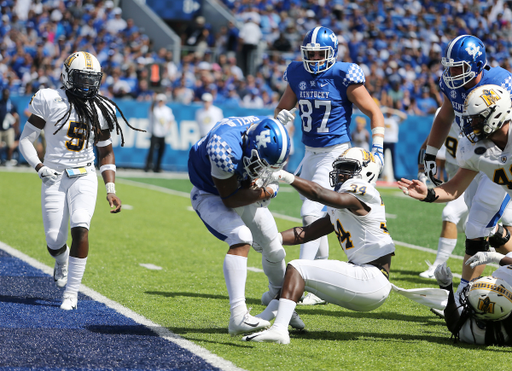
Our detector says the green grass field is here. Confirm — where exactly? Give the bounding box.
[1,170,509,370]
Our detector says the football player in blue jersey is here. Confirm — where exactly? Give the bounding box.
[188,116,300,336]
[422,35,512,303]
[273,26,385,305]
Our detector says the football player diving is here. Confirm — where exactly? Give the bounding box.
[188,116,306,335]
[18,51,143,310]
[244,148,396,344]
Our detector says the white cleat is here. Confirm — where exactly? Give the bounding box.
[419,260,438,279]
[297,292,326,306]
[289,311,305,330]
[228,311,271,336]
[242,326,290,344]
[60,293,77,310]
[53,259,68,288]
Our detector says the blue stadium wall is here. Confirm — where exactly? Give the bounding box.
[11,96,433,179]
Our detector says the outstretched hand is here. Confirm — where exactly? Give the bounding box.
[397,178,429,200]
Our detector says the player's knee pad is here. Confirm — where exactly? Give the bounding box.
[262,235,286,263]
[46,228,68,250]
[489,224,511,248]
[465,238,490,256]
[70,208,92,229]
[226,225,253,247]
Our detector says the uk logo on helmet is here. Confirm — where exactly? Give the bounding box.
[466,43,483,60]
[255,130,271,148]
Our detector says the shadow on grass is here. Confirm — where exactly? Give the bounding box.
[144,290,263,306]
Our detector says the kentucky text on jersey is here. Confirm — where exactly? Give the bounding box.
[298,91,331,99]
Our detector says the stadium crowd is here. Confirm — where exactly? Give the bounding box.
[2,0,512,113]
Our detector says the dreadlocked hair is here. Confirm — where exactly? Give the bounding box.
[450,284,476,344]
[54,90,145,147]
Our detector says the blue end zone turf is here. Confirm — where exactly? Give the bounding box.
[0,249,222,370]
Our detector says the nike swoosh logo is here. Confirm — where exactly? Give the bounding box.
[244,334,260,341]
[320,83,329,87]
[243,320,260,327]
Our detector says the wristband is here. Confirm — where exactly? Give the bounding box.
[425,145,439,156]
[371,127,385,136]
[280,171,295,184]
[100,164,116,173]
[96,139,112,148]
[106,182,116,194]
[421,188,439,203]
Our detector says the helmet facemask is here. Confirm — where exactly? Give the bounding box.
[301,46,334,74]
[442,59,475,89]
[64,68,103,99]
[329,158,361,189]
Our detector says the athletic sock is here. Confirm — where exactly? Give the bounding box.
[223,254,248,315]
[64,256,87,297]
[433,237,457,266]
[273,298,296,331]
[256,299,279,321]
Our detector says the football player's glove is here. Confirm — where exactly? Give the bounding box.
[434,263,453,287]
[424,146,443,186]
[465,251,504,269]
[38,166,62,186]
[276,108,296,126]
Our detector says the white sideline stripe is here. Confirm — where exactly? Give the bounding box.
[0,241,246,371]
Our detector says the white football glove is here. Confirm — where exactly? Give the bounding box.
[465,251,504,269]
[267,182,279,198]
[269,170,295,184]
[276,108,296,126]
[38,166,62,186]
[417,172,428,185]
[371,143,384,170]
[434,262,453,287]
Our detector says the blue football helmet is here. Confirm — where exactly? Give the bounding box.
[442,35,487,89]
[301,26,338,74]
[243,118,291,180]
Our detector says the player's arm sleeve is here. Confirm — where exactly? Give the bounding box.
[19,122,42,169]
[343,63,366,87]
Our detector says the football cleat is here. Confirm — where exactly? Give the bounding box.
[297,292,326,306]
[60,293,77,310]
[419,260,438,279]
[242,326,291,344]
[53,258,69,288]
[290,311,305,330]
[228,311,270,336]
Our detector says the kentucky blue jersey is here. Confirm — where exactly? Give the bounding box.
[188,115,264,195]
[284,61,365,147]
[440,66,512,130]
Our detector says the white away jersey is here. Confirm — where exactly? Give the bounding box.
[457,124,512,197]
[327,178,395,265]
[28,88,113,171]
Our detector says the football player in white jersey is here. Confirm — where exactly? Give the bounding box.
[243,148,395,344]
[432,252,512,345]
[400,84,512,256]
[18,51,142,310]
[274,26,385,306]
